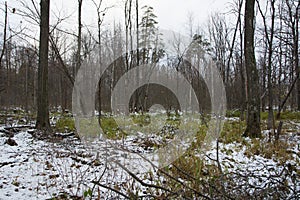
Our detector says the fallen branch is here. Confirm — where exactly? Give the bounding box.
[113,146,211,199]
[0,161,15,168]
[0,129,10,135]
[4,125,34,130]
[114,161,176,195]
[91,181,130,199]
[0,158,29,168]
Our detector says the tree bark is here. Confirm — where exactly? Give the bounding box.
[243,0,261,137]
[295,3,299,111]
[76,0,82,76]
[267,0,275,129]
[239,0,246,121]
[0,1,8,67]
[36,0,51,132]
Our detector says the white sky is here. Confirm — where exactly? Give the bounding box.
[1,0,231,37]
[138,0,231,30]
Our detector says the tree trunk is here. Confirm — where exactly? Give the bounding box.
[243,0,261,138]
[76,0,82,76]
[267,0,275,130]
[36,0,51,132]
[0,1,7,67]
[257,0,275,129]
[238,1,246,121]
[295,3,299,111]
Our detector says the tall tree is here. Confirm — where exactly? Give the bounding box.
[75,0,82,76]
[286,1,300,111]
[0,1,8,67]
[257,0,276,129]
[36,0,51,132]
[139,5,159,63]
[243,0,261,137]
[0,1,8,99]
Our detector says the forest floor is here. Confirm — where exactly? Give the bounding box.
[0,108,299,199]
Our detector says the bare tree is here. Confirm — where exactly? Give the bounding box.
[276,0,300,117]
[75,0,82,76]
[229,0,246,119]
[257,0,276,129]
[243,0,261,137]
[208,13,230,83]
[0,1,8,99]
[36,0,51,132]
[136,0,139,65]
[286,0,300,111]
[0,1,7,67]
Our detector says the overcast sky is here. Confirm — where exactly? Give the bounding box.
[1,0,231,36]
[138,0,231,30]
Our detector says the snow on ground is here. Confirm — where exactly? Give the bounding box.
[0,131,51,199]
[199,132,300,198]
[0,119,299,199]
[0,128,165,199]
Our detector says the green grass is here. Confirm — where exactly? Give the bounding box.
[100,116,126,139]
[280,111,300,120]
[225,110,300,121]
[261,111,300,121]
[244,138,293,165]
[130,114,151,126]
[55,117,75,132]
[226,110,241,118]
[220,120,246,144]
[75,116,126,139]
[260,112,269,120]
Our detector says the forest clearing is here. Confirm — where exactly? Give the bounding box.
[0,0,300,199]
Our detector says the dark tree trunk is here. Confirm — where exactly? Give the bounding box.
[238,0,246,121]
[295,4,299,111]
[267,0,275,130]
[243,0,261,138]
[286,1,299,110]
[36,0,51,132]
[0,1,7,67]
[76,0,82,76]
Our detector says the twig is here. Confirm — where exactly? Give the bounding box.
[113,145,211,199]
[91,181,130,199]
[114,160,176,194]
